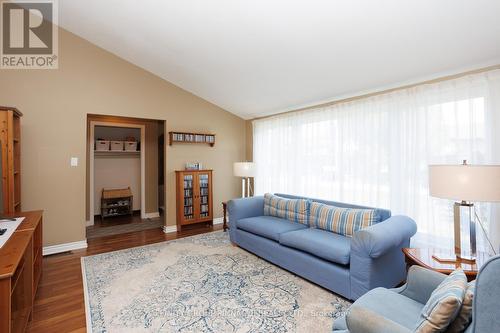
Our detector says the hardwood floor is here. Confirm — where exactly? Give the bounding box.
[86,212,163,239]
[27,223,223,333]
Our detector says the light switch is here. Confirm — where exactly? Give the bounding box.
[71,157,78,167]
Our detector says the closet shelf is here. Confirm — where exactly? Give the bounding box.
[94,151,140,157]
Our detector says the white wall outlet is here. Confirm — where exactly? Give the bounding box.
[70,157,78,167]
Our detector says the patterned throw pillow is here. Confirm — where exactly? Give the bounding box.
[308,201,379,237]
[446,281,475,332]
[263,193,309,225]
[415,269,467,333]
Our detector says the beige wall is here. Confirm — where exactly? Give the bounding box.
[0,28,246,246]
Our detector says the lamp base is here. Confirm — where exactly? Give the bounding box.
[436,201,477,266]
[432,254,476,265]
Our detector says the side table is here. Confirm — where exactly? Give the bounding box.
[403,247,489,281]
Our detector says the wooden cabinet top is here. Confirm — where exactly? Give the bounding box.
[15,210,43,231]
[0,106,23,116]
[175,170,213,173]
[0,210,43,279]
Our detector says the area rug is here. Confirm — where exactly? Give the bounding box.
[81,231,350,332]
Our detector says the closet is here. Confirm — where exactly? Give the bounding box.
[93,126,141,221]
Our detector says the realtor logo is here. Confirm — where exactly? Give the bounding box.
[1,0,58,69]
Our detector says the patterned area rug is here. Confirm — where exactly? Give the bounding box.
[81,231,350,332]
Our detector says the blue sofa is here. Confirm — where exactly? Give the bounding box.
[227,194,417,300]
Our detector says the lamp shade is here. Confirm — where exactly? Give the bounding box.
[429,164,500,202]
[233,162,255,177]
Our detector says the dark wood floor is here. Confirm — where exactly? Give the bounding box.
[89,211,151,227]
[86,212,163,239]
[27,223,223,333]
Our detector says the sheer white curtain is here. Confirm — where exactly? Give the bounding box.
[253,69,500,252]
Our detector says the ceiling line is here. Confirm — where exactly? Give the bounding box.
[250,64,500,121]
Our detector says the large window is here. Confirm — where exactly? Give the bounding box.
[253,70,500,251]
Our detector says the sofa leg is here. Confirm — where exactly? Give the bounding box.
[231,242,238,247]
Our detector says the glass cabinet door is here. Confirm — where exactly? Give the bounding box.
[198,173,210,218]
[183,174,194,220]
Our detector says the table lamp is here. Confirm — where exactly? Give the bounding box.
[233,162,255,197]
[429,161,500,263]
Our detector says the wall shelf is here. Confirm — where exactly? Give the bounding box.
[94,150,140,158]
[169,131,215,147]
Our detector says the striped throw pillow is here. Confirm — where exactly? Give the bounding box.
[446,281,475,332]
[415,269,467,333]
[263,193,309,225]
[309,201,379,237]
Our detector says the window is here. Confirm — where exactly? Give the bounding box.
[253,70,500,251]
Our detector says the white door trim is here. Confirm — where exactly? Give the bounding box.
[89,121,146,225]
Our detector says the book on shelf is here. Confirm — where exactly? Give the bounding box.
[184,206,193,216]
[170,132,215,146]
[200,204,209,213]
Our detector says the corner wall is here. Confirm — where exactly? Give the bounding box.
[0,28,246,246]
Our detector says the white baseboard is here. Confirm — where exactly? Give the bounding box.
[85,220,93,227]
[163,225,177,233]
[43,240,88,256]
[144,212,160,219]
[163,218,223,234]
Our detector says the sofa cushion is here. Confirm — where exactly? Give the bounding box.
[279,228,351,265]
[309,201,380,237]
[236,216,307,241]
[354,287,425,329]
[276,193,392,222]
[415,268,467,333]
[264,193,309,225]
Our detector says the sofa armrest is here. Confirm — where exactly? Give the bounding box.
[392,265,446,304]
[352,215,417,259]
[227,196,264,240]
[346,305,411,333]
[350,215,417,299]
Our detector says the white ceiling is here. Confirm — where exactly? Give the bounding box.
[59,1,500,119]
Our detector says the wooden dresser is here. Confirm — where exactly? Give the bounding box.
[0,211,43,333]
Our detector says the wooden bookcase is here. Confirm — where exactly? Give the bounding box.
[0,107,22,213]
[175,170,213,228]
[169,131,215,147]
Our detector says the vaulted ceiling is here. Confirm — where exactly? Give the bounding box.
[58,1,500,119]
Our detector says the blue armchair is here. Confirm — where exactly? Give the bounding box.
[334,255,500,333]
